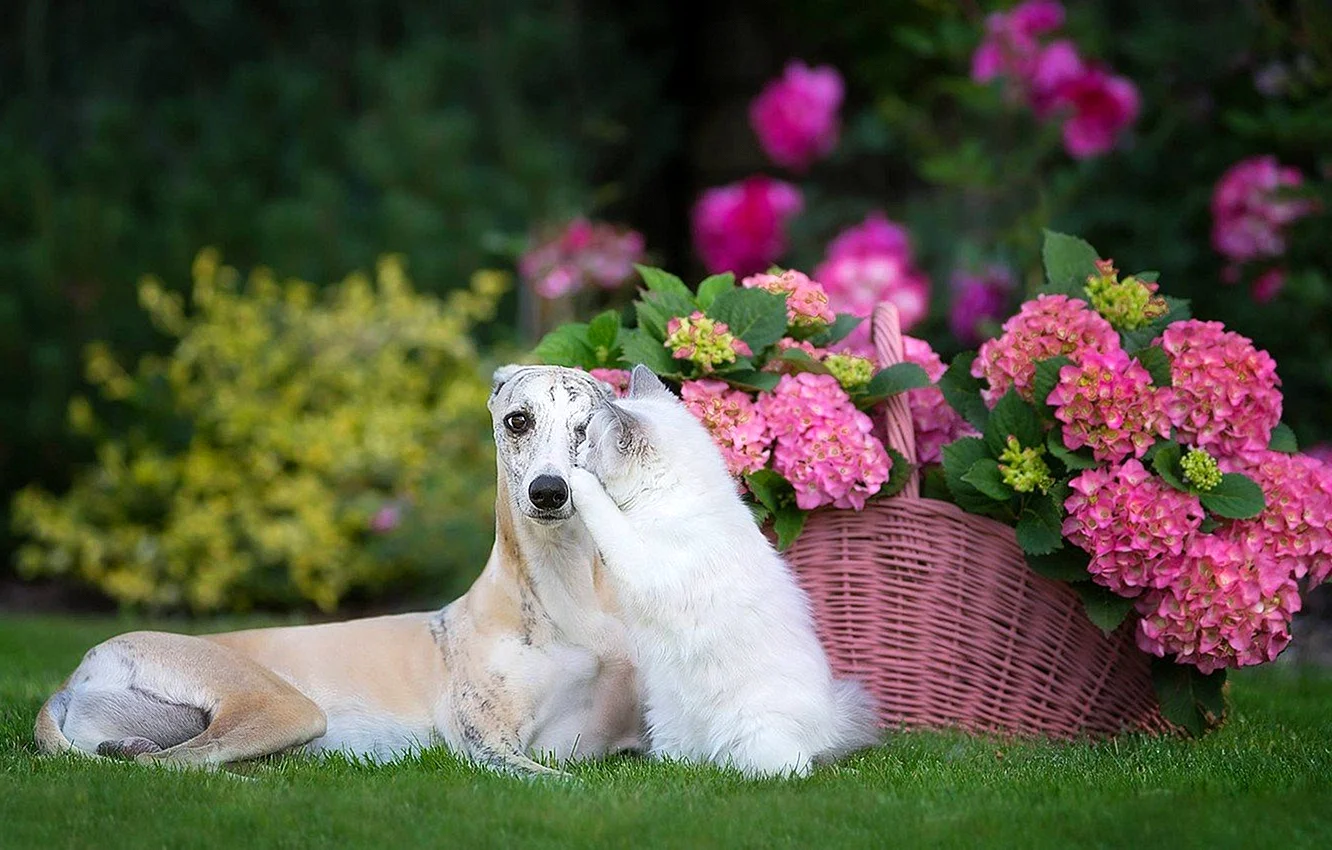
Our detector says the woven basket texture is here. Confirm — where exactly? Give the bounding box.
[785,304,1172,739]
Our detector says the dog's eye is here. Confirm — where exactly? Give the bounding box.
[503,412,531,434]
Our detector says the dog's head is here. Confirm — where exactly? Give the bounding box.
[488,365,612,524]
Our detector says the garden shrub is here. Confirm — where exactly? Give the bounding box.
[13,252,503,612]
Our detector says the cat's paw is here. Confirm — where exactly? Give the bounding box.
[569,466,603,498]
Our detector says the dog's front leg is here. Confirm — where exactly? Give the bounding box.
[569,468,644,568]
[452,682,569,778]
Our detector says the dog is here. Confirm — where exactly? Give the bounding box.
[34,365,641,774]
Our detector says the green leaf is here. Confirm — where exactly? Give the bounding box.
[961,458,1015,502]
[920,464,951,502]
[717,369,781,393]
[532,324,597,369]
[858,362,932,406]
[1151,441,1189,492]
[618,328,677,375]
[878,446,915,499]
[744,468,790,515]
[1200,473,1266,520]
[586,310,622,359]
[1133,344,1173,388]
[749,502,771,526]
[706,288,789,354]
[1041,230,1100,297]
[1152,659,1226,737]
[1199,516,1221,533]
[1135,270,1160,283]
[635,265,694,303]
[778,348,832,375]
[634,299,670,339]
[810,313,863,346]
[942,437,1007,516]
[983,389,1045,455]
[1015,494,1063,555]
[1046,428,1099,470]
[1074,583,1135,635]
[1025,546,1092,582]
[1119,296,1191,353]
[940,352,989,432]
[1031,355,1071,416]
[1268,423,1298,453]
[773,504,808,550]
[694,273,735,310]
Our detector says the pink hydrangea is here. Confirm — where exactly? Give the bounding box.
[1048,348,1170,462]
[1134,534,1301,674]
[520,218,646,298]
[973,294,1118,405]
[1063,459,1205,597]
[741,269,836,329]
[1308,443,1332,465]
[1156,320,1282,460]
[949,265,1015,346]
[1211,156,1316,267]
[680,379,772,478]
[1221,450,1332,583]
[903,336,978,464]
[757,373,891,510]
[972,0,1066,87]
[588,368,631,398]
[664,311,752,373]
[749,61,844,172]
[814,213,931,340]
[692,176,804,276]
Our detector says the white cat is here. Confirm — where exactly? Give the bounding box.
[569,365,880,778]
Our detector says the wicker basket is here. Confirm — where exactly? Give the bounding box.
[785,303,1172,739]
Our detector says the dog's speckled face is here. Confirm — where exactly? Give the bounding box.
[488,366,612,524]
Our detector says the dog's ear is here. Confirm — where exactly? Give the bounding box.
[489,365,525,407]
[627,365,670,400]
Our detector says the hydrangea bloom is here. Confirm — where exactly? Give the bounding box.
[1211,156,1315,266]
[757,373,891,510]
[972,0,1065,87]
[1063,459,1205,597]
[1135,534,1301,674]
[949,265,1015,346]
[680,379,772,478]
[741,269,835,330]
[1048,347,1170,462]
[973,294,1118,405]
[822,352,874,390]
[902,335,978,464]
[998,436,1055,494]
[1222,450,1332,583]
[588,368,631,398]
[815,213,931,340]
[664,312,752,373]
[1083,260,1166,330]
[1156,320,1282,459]
[520,219,646,299]
[749,61,844,172]
[692,176,804,276]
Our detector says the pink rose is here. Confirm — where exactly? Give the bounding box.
[750,61,845,172]
[691,176,804,276]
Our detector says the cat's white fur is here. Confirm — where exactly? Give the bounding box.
[570,365,879,778]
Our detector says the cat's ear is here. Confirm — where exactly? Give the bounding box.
[607,402,639,450]
[628,365,670,400]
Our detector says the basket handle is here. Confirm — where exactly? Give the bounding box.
[871,303,920,498]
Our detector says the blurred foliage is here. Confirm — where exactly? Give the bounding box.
[13,253,500,611]
[0,0,674,579]
[771,0,1332,444]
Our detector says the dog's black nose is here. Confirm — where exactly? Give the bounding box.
[528,474,569,510]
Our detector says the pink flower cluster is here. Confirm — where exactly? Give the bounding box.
[903,336,978,464]
[1134,535,1301,674]
[681,379,772,478]
[692,176,804,276]
[588,368,631,398]
[1063,459,1204,597]
[814,212,931,345]
[949,265,1016,346]
[757,373,891,510]
[741,269,836,329]
[1048,348,1170,462]
[1223,450,1332,585]
[1156,320,1282,461]
[973,294,1117,405]
[749,61,844,173]
[971,0,1139,159]
[520,218,646,299]
[1211,156,1316,302]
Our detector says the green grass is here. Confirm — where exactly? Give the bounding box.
[2,614,1330,849]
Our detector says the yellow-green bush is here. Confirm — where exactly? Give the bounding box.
[13,252,505,612]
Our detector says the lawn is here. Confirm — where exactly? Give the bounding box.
[1,614,1330,849]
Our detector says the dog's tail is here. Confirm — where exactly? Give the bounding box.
[34,688,75,755]
[825,677,882,758]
